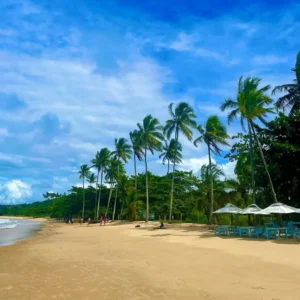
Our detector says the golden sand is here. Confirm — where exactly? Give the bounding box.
[1,221,300,299]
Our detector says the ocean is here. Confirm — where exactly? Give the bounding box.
[0,218,41,246]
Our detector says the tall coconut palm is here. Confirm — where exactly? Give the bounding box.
[111,138,132,220]
[78,164,90,219]
[129,130,144,194]
[159,139,183,174]
[87,172,96,186]
[164,102,197,221]
[91,148,111,220]
[105,158,125,217]
[220,76,277,203]
[194,115,229,223]
[137,114,164,222]
[272,51,300,115]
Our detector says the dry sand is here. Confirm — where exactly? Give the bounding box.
[1,221,300,300]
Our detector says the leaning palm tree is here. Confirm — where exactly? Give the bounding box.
[220,76,277,203]
[164,102,197,221]
[272,51,300,115]
[138,114,164,222]
[111,138,132,220]
[159,139,183,174]
[78,164,90,219]
[91,148,111,219]
[129,130,144,194]
[194,115,229,223]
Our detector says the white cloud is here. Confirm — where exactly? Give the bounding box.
[178,155,216,173]
[168,32,223,60]
[220,161,236,179]
[0,128,9,137]
[0,179,32,204]
[252,55,288,66]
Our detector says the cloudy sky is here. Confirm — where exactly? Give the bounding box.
[0,0,298,204]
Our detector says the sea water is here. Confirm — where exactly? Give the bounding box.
[0,218,41,246]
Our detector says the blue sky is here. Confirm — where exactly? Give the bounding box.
[0,0,299,204]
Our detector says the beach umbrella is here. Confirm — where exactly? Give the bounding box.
[213,203,242,214]
[254,202,298,226]
[239,204,262,215]
[255,202,297,215]
[213,203,242,225]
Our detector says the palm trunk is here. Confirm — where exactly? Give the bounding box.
[248,120,256,204]
[167,159,170,174]
[134,153,137,201]
[169,128,179,221]
[145,145,149,222]
[94,170,100,219]
[105,186,113,217]
[208,145,214,224]
[82,177,85,219]
[96,169,104,219]
[250,122,278,203]
[112,162,120,221]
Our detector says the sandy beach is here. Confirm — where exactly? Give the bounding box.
[1,222,300,300]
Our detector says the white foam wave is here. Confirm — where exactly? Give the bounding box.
[0,219,18,229]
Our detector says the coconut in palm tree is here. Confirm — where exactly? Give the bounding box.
[159,139,183,175]
[111,138,132,220]
[91,148,111,220]
[164,102,197,221]
[78,164,90,219]
[220,76,277,203]
[194,115,229,223]
[129,130,144,196]
[137,114,164,222]
[272,51,300,115]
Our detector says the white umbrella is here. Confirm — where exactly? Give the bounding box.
[213,203,242,214]
[255,202,298,215]
[239,204,262,215]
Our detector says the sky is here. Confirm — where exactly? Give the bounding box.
[0,0,299,204]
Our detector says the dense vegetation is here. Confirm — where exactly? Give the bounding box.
[1,52,299,223]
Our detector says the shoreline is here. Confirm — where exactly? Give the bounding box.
[0,217,47,247]
[1,222,300,299]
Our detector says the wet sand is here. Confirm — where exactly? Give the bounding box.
[0,222,300,300]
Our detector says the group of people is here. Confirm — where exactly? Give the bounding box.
[79,216,108,226]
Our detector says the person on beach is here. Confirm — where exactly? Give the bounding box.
[103,216,107,225]
[87,218,91,225]
[99,216,103,226]
[79,218,83,225]
[159,222,165,229]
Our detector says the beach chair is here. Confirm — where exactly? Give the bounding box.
[255,227,266,238]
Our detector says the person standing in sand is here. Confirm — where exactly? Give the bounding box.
[103,216,107,225]
[99,216,103,226]
[79,218,83,225]
[87,218,91,225]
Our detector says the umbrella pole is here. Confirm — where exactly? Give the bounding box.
[279,214,283,227]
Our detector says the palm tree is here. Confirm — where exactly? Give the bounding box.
[220,76,277,203]
[78,164,90,219]
[87,172,96,186]
[272,51,300,115]
[91,148,111,220]
[137,114,164,222]
[194,115,229,223]
[105,158,125,218]
[164,102,197,221]
[159,139,183,174]
[129,130,144,194]
[197,164,226,222]
[111,138,132,220]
